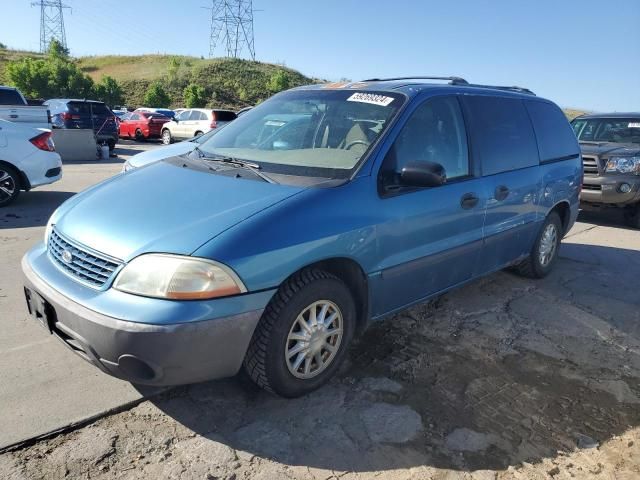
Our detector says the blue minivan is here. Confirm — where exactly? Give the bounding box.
[22,77,582,397]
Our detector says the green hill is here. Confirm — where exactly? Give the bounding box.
[0,49,315,109]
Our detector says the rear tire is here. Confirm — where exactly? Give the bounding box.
[194,131,203,137]
[161,129,172,145]
[515,212,562,278]
[134,129,144,142]
[0,165,21,207]
[624,204,640,229]
[243,269,356,398]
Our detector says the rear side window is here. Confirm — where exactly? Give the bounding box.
[0,89,24,105]
[526,101,579,162]
[90,103,110,115]
[464,96,539,176]
[215,110,237,122]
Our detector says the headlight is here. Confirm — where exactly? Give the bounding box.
[113,254,246,300]
[122,160,133,173]
[606,156,640,175]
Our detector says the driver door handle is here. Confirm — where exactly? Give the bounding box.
[460,192,479,209]
[494,185,510,201]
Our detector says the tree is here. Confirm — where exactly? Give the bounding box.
[48,38,69,59]
[183,83,206,108]
[94,75,123,107]
[0,42,6,49]
[268,70,291,93]
[143,82,171,107]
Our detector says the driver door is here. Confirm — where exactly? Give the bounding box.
[372,95,488,316]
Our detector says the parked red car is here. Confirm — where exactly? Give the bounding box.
[118,112,170,140]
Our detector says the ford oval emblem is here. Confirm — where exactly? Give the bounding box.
[61,250,73,264]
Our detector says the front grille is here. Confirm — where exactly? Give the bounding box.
[48,228,122,288]
[582,156,599,176]
[581,184,602,191]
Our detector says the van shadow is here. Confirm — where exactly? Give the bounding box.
[0,191,75,229]
[578,207,634,230]
[143,243,640,473]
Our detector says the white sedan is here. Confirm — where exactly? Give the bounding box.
[0,120,62,207]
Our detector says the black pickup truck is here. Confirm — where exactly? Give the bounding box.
[572,113,640,228]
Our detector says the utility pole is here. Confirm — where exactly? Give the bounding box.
[31,0,70,53]
[205,0,256,60]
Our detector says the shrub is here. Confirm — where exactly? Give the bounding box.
[183,83,207,108]
[143,82,171,108]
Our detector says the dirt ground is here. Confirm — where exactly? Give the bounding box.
[1,213,640,479]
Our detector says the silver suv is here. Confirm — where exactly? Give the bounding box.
[161,108,237,144]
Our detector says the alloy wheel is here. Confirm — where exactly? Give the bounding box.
[285,300,343,379]
[538,223,557,266]
[0,170,16,202]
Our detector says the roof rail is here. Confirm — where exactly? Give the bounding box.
[362,76,535,95]
[362,76,469,84]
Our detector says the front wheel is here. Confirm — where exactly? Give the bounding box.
[0,165,21,207]
[161,129,172,145]
[624,204,640,229]
[243,269,356,397]
[515,212,562,278]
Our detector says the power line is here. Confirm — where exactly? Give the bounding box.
[31,0,71,53]
[204,0,256,60]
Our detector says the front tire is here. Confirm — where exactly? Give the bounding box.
[515,212,562,278]
[243,269,356,397]
[624,204,640,229]
[0,165,21,207]
[161,129,172,145]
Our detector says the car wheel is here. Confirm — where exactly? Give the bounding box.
[0,165,21,207]
[134,129,144,142]
[194,131,203,137]
[515,211,562,278]
[624,204,640,229]
[161,129,172,145]
[243,268,356,397]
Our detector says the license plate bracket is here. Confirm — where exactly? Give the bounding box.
[24,287,54,333]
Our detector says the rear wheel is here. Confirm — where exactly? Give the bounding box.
[194,131,203,137]
[243,269,356,397]
[161,129,172,145]
[624,204,640,229]
[515,212,562,278]
[134,129,144,142]
[0,165,21,207]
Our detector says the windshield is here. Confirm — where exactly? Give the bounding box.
[197,89,404,177]
[572,118,640,144]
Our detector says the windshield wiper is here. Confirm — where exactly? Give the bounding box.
[194,148,276,184]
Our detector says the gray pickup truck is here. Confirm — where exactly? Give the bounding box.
[572,113,640,228]
[0,86,51,129]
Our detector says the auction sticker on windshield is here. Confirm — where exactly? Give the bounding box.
[629,122,640,128]
[347,92,394,106]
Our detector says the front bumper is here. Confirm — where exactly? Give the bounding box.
[581,175,640,206]
[22,245,273,386]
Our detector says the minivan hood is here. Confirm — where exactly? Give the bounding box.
[579,141,640,157]
[54,159,303,261]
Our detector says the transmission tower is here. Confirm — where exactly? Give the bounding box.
[31,0,70,53]
[206,0,256,60]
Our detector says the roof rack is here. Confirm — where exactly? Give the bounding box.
[362,76,535,95]
[362,76,469,84]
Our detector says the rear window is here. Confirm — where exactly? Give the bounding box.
[525,101,579,162]
[463,96,539,176]
[67,102,110,115]
[0,88,24,105]
[214,110,237,122]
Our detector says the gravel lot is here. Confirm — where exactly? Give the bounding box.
[1,142,639,479]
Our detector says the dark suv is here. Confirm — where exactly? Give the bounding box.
[572,113,640,228]
[45,99,119,151]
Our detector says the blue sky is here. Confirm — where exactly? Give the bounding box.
[3,0,639,112]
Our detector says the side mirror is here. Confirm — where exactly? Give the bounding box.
[400,161,446,187]
[174,117,179,123]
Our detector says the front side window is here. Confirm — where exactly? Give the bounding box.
[381,95,469,186]
[197,89,404,178]
[572,118,640,144]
